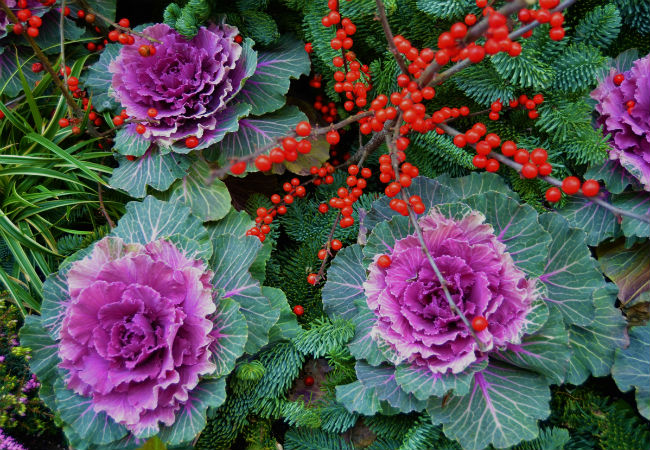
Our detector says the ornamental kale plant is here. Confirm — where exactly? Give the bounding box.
[323,173,628,449]
[20,197,291,449]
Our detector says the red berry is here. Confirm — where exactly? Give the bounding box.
[185,136,199,148]
[293,305,304,316]
[538,163,553,176]
[549,27,565,41]
[307,274,318,285]
[27,26,39,37]
[613,74,624,86]
[471,316,488,332]
[521,163,538,179]
[326,130,340,145]
[581,179,600,197]
[468,45,485,63]
[58,118,69,127]
[465,14,477,26]
[453,134,467,148]
[231,161,247,175]
[485,159,500,172]
[331,239,342,251]
[304,375,315,386]
[530,148,548,165]
[473,154,487,169]
[112,116,124,126]
[255,155,272,171]
[135,123,146,134]
[126,155,136,161]
[561,176,581,195]
[545,187,561,203]
[377,255,391,268]
[514,149,529,164]
[318,249,327,260]
[296,121,311,136]
[147,108,157,118]
[318,203,329,214]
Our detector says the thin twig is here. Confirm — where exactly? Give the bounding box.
[97,182,115,228]
[59,0,70,118]
[72,0,161,43]
[0,1,101,138]
[384,125,487,351]
[438,123,650,224]
[315,210,342,283]
[375,0,410,77]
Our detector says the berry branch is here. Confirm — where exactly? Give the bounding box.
[438,123,650,224]
[384,132,488,352]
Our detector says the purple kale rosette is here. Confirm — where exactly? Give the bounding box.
[323,173,620,450]
[591,53,650,191]
[109,23,250,149]
[58,237,216,435]
[363,208,536,375]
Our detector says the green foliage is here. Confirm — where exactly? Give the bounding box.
[319,399,358,433]
[552,43,609,93]
[163,0,212,37]
[415,0,474,20]
[505,427,570,450]
[284,428,354,450]
[292,317,355,358]
[398,417,444,450]
[365,413,421,441]
[453,62,517,106]
[281,399,322,428]
[241,417,277,450]
[491,44,554,90]
[549,384,650,450]
[613,0,650,35]
[574,4,622,49]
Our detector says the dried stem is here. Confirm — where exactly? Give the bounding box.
[384,124,487,351]
[439,123,650,224]
[315,210,342,282]
[374,0,410,77]
[97,182,115,228]
[0,1,101,137]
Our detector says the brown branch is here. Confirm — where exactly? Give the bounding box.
[97,182,115,228]
[438,123,650,224]
[384,126,487,351]
[315,210,342,283]
[374,0,410,77]
[0,1,101,138]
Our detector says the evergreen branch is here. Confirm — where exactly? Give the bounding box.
[0,1,102,138]
[374,0,410,77]
[385,115,487,352]
[439,123,650,225]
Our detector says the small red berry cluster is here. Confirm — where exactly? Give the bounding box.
[9,0,52,38]
[106,18,136,46]
[489,92,544,121]
[612,74,636,113]
[517,0,566,41]
[313,95,340,124]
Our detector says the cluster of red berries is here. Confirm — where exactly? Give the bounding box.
[313,95,339,123]
[106,18,136,46]
[10,2,47,38]
[490,93,544,121]
[245,177,309,242]
[243,121,315,174]
[518,0,566,41]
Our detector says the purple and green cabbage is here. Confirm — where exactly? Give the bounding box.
[322,173,628,450]
[20,196,291,449]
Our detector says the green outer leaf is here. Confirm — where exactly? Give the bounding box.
[336,380,381,415]
[0,45,40,98]
[210,297,248,378]
[597,240,650,308]
[237,37,310,116]
[584,159,640,194]
[538,213,603,326]
[355,362,426,413]
[166,234,212,263]
[210,233,278,354]
[112,196,208,248]
[54,379,128,445]
[347,300,387,367]
[566,284,628,385]
[168,158,231,222]
[110,150,191,198]
[394,360,487,400]
[113,126,152,157]
[462,192,551,278]
[157,378,227,446]
[428,362,551,450]
[495,305,570,384]
[206,208,251,238]
[213,105,308,168]
[322,244,366,320]
[169,103,252,154]
[19,315,60,383]
[612,192,650,238]
[87,0,117,21]
[362,215,412,267]
[556,195,619,246]
[612,323,650,420]
[83,42,121,112]
[266,286,302,342]
[40,271,71,340]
